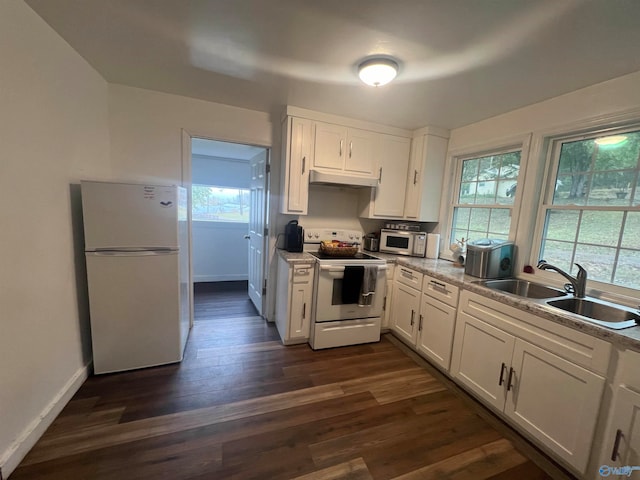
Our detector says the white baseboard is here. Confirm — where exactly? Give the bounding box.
[0,363,90,477]
[194,274,248,282]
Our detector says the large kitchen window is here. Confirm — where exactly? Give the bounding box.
[450,148,522,246]
[192,184,250,222]
[536,127,640,290]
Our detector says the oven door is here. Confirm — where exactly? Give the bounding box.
[314,264,385,322]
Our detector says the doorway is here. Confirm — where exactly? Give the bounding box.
[189,137,269,322]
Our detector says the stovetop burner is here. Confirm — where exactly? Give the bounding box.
[308,251,381,261]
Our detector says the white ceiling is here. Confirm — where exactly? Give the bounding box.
[25,0,640,130]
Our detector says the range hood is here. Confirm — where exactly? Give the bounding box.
[309,170,378,188]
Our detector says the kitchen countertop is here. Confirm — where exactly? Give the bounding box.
[277,249,640,351]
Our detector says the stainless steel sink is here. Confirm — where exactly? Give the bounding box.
[474,279,567,299]
[545,297,640,330]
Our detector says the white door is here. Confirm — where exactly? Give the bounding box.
[505,339,605,473]
[81,181,179,250]
[451,312,515,411]
[86,251,182,374]
[248,149,268,314]
[417,294,456,371]
[373,134,411,217]
[390,283,420,345]
[601,386,640,472]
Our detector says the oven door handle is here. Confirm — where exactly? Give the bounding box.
[319,265,388,272]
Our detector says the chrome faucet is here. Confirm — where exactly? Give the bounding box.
[537,260,587,298]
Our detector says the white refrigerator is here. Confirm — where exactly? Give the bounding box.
[81,180,191,374]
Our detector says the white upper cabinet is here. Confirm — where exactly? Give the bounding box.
[313,121,377,176]
[403,131,449,221]
[360,134,411,218]
[280,116,312,215]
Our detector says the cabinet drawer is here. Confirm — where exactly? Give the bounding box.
[396,266,423,290]
[293,264,314,283]
[423,275,459,307]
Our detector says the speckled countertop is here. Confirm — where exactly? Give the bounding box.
[277,249,640,352]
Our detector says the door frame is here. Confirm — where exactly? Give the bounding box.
[181,129,271,323]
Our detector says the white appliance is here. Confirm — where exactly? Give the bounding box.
[81,180,190,374]
[305,228,386,350]
[380,228,427,257]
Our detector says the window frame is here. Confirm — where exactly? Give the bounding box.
[531,122,640,295]
[443,136,531,257]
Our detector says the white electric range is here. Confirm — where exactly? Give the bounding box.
[304,228,387,350]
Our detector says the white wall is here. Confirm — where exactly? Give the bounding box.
[192,222,250,282]
[449,71,640,150]
[0,1,111,475]
[192,154,251,282]
[445,70,640,281]
[108,84,273,184]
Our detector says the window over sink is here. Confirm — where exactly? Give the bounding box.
[534,127,640,290]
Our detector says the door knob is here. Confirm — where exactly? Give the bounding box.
[244,235,251,239]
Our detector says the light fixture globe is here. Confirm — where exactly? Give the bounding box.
[358,58,398,87]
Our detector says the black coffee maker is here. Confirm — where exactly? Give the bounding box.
[284,220,304,252]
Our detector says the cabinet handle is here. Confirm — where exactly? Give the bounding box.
[383,296,387,311]
[413,169,418,185]
[302,302,306,319]
[419,314,423,331]
[611,429,624,461]
[302,156,306,174]
[506,367,515,391]
[340,139,343,157]
[410,310,415,326]
[378,167,383,183]
[498,362,507,386]
[349,141,353,158]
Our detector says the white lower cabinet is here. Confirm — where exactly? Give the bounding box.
[596,350,640,479]
[391,268,459,372]
[451,290,610,475]
[275,256,314,345]
[391,281,420,344]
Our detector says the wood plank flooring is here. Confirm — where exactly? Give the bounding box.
[10,286,577,479]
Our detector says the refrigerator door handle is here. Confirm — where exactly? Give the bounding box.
[87,250,177,256]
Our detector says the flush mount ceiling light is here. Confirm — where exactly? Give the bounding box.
[358,58,398,87]
[594,135,628,146]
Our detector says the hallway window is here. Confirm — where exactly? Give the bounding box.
[192,184,250,222]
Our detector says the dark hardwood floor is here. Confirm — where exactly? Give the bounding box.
[11,286,576,480]
[194,281,258,319]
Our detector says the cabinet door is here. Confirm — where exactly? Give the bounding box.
[391,282,420,345]
[601,386,640,474]
[403,134,423,219]
[313,121,346,171]
[404,133,448,221]
[289,281,311,340]
[284,117,311,214]
[371,134,410,218]
[417,294,456,371]
[345,128,377,176]
[505,339,605,474]
[451,312,515,411]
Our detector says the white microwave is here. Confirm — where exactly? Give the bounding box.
[379,229,427,257]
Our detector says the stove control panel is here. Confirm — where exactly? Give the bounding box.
[304,229,363,244]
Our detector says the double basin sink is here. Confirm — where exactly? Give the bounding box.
[473,278,640,330]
